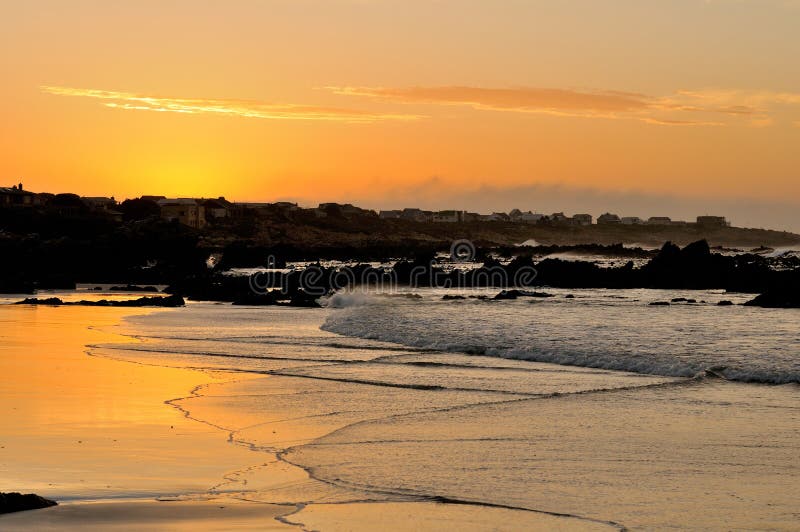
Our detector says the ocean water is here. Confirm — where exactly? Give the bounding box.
[321,288,800,384]
[14,288,797,528]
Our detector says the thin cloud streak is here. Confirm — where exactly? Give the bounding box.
[329,85,800,126]
[41,86,423,123]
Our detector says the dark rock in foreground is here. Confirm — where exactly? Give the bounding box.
[649,301,670,306]
[15,295,185,307]
[744,290,800,308]
[0,492,57,514]
[717,300,734,306]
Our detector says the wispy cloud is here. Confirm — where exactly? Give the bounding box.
[328,85,800,126]
[41,86,422,123]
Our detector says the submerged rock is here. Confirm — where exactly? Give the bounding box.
[717,300,734,306]
[494,289,554,300]
[649,301,670,306]
[442,294,466,300]
[0,492,57,514]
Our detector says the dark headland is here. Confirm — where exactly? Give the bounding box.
[2,191,800,307]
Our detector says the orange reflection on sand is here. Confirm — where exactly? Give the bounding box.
[0,306,259,499]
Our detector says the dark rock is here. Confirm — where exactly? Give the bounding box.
[717,300,734,306]
[16,297,64,305]
[743,290,800,308]
[649,301,670,306]
[0,492,57,514]
[110,284,158,292]
[494,289,554,300]
[289,289,322,308]
[15,295,184,307]
[232,290,283,306]
[442,294,466,300]
[565,294,575,298]
[671,297,689,303]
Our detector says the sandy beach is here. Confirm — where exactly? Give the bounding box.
[1,295,799,530]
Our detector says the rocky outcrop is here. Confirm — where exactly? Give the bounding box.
[0,492,57,514]
[744,291,800,308]
[15,295,185,307]
[109,284,159,292]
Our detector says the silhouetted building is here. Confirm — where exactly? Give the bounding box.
[621,216,643,225]
[81,197,122,221]
[572,214,593,226]
[647,216,672,225]
[597,213,621,225]
[274,201,300,211]
[696,215,729,227]
[482,212,510,222]
[203,197,233,219]
[400,208,433,222]
[158,198,207,229]
[432,210,463,222]
[0,184,34,207]
[379,210,402,219]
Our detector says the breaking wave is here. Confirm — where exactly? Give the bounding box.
[322,290,800,385]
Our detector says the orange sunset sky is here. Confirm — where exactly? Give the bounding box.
[2,1,799,229]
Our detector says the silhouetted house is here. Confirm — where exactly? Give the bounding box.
[597,213,621,225]
[341,203,368,216]
[550,212,570,225]
[647,216,672,225]
[621,216,643,225]
[203,197,233,220]
[81,196,122,221]
[482,212,510,222]
[520,212,544,223]
[82,196,117,210]
[51,193,90,216]
[157,198,207,229]
[509,209,544,223]
[379,210,402,219]
[400,208,433,222]
[318,203,367,217]
[572,214,593,226]
[696,215,729,227]
[140,195,166,202]
[462,212,481,222]
[274,201,300,212]
[0,184,34,207]
[432,210,463,223]
[35,192,54,207]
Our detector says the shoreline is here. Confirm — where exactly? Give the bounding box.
[2,300,799,529]
[0,304,613,530]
